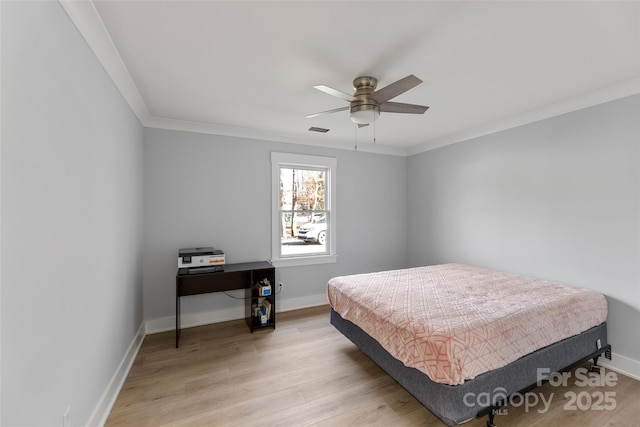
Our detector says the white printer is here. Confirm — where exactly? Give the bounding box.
[178,247,225,271]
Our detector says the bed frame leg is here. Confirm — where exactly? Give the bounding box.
[590,355,601,374]
[590,344,612,374]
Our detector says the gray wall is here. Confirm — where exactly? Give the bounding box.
[407,94,640,363]
[1,2,144,425]
[143,128,408,330]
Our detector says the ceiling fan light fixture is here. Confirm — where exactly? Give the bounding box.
[349,103,380,124]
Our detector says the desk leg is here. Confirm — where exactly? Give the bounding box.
[176,289,181,348]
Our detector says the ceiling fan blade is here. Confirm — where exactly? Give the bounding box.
[371,74,423,103]
[379,102,429,114]
[305,106,349,118]
[313,85,356,102]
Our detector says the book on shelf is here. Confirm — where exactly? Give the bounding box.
[262,299,272,320]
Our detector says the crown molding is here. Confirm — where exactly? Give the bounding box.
[408,77,640,156]
[145,115,409,156]
[59,0,150,125]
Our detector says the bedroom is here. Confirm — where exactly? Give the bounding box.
[1,1,638,426]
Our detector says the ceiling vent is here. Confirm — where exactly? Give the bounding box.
[308,126,330,133]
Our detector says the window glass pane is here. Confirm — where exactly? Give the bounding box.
[279,166,328,257]
[279,168,325,211]
[280,212,328,256]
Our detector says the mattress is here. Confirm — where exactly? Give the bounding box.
[327,263,608,385]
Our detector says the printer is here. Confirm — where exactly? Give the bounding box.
[178,247,225,271]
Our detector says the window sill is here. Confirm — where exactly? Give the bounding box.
[270,254,338,268]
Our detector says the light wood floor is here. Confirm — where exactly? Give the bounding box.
[106,305,640,426]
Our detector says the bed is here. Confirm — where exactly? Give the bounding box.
[327,263,611,426]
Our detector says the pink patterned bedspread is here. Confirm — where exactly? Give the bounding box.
[327,263,607,385]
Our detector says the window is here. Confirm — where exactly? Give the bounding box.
[271,153,337,267]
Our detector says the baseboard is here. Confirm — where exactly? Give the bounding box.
[86,321,146,427]
[599,351,640,381]
[275,292,328,312]
[145,293,328,334]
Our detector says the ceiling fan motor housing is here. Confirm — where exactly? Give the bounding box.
[350,76,380,124]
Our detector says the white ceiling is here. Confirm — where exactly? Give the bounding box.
[63,1,640,156]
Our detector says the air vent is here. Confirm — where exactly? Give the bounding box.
[308,126,330,133]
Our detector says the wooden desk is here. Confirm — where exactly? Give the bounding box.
[175,261,275,347]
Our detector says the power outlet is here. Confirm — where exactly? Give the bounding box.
[63,406,71,427]
[278,282,284,293]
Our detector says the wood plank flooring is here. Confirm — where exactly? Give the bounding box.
[106,306,640,426]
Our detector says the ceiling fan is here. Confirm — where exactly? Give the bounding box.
[306,74,429,127]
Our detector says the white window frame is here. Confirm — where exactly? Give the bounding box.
[271,152,337,267]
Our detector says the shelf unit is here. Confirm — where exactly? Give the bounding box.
[245,265,276,332]
[175,261,275,347]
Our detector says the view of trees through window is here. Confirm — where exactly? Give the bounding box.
[279,167,328,256]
